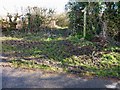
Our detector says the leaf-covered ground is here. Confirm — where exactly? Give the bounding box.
[1,29,120,78]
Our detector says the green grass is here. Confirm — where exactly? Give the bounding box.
[10,59,62,72]
[2,31,120,78]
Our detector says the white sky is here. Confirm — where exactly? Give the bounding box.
[0,0,69,17]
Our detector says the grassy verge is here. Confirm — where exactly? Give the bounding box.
[2,31,120,78]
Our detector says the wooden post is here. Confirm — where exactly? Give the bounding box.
[83,7,87,38]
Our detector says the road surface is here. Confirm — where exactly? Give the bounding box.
[1,62,120,88]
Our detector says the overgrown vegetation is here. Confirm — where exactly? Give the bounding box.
[2,30,120,78]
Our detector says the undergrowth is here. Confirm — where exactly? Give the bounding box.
[2,31,120,78]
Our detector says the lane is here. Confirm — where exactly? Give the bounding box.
[2,66,120,88]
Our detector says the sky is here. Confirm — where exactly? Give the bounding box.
[0,0,69,17]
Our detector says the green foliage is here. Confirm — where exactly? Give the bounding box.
[2,26,120,78]
[66,1,120,41]
[103,2,120,39]
[66,1,102,37]
[11,59,52,70]
[67,35,94,46]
